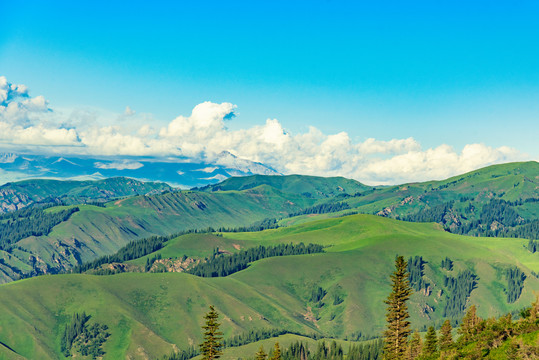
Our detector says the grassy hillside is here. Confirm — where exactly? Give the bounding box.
[348,161,538,214]
[200,174,371,199]
[0,177,172,213]
[1,214,537,359]
[0,185,316,283]
[332,161,539,239]
[0,161,537,285]
[199,162,539,239]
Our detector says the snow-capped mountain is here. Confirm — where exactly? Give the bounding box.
[0,152,281,188]
[214,151,282,176]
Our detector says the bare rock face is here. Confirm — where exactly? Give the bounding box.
[150,257,199,273]
[0,188,33,213]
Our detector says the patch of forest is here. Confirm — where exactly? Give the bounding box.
[443,269,477,319]
[219,202,352,233]
[70,229,205,273]
[401,198,539,239]
[506,266,526,304]
[0,205,79,250]
[60,312,109,359]
[187,243,324,277]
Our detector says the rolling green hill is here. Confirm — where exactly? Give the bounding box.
[0,161,537,285]
[346,161,539,233]
[198,162,539,239]
[0,177,173,213]
[0,185,317,283]
[1,214,538,359]
[200,174,371,199]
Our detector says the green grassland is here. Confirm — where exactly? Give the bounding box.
[1,213,538,359]
[0,185,319,283]
[193,334,368,360]
[199,174,371,198]
[347,161,539,218]
[0,177,172,211]
[0,161,537,284]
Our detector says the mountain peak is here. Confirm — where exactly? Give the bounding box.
[214,151,281,176]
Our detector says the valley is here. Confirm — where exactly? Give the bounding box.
[0,161,537,359]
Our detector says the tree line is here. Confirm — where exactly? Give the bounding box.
[287,202,351,218]
[60,312,109,359]
[219,202,351,233]
[187,243,324,277]
[383,255,539,359]
[401,199,539,240]
[443,269,477,319]
[505,266,526,304]
[162,255,538,360]
[407,256,426,292]
[70,229,209,273]
[0,206,79,250]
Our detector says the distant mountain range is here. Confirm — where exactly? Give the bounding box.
[0,151,280,188]
[0,161,537,359]
[0,160,535,285]
[0,177,173,213]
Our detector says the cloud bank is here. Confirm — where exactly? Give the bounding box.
[0,76,529,184]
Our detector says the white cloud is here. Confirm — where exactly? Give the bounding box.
[0,76,530,185]
[160,101,236,140]
[124,106,135,116]
[197,166,218,173]
[94,160,144,170]
[203,174,228,182]
[358,137,421,155]
[0,76,28,105]
[0,122,79,146]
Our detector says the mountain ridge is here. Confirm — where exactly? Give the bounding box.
[1,213,538,359]
[0,152,281,188]
[0,161,536,285]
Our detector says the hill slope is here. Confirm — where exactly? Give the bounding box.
[0,177,172,213]
[0,161,537,284]
[0,214,538,359]
[0,185,316,283]
[200,174,371,198]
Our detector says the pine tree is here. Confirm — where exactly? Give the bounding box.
[458,305,481,342]
[270,342,282,360]
[407,331,422,360]
[256,345,268,360]
[423,326,437,356]
[439,320,453,351]
[383,255,413,360]
[200,305,223,360]
[530,295,539,322]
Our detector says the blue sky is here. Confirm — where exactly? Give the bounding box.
[0,1,537,183]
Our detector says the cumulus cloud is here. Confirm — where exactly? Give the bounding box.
[358,137,421,155]
[124,106,135,116]
[360,144,521,184]
[94,160,144,170]
[0,123,79,146]
[0,76,28,105]
[0,76,530,184]
[197,167,218,173]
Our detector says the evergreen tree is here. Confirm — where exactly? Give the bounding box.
[200,306,223,360]
[438,320,453,351]
[270,342,282,360]
[458,305,481,342]
[531,295,539,322]
[422,326,437,356]
[383,255,413,360]
[256,345,268,360]
[407,331,422,360]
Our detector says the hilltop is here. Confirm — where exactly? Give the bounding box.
[0,213,538,359]
[0,161,536,284]
[0,177,173,213]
